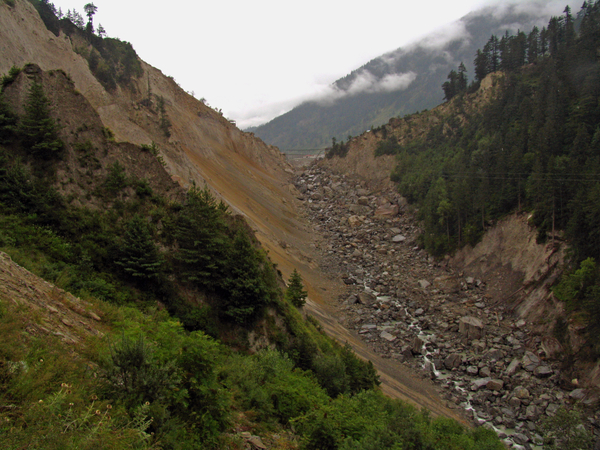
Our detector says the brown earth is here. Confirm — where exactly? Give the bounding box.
[0,0,463,418]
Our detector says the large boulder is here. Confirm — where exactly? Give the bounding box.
[522,351,540,372]
[459,316,485,340]
[374,203,399,219]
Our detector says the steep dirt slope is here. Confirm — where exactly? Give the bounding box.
[0,0,307,279]
[0,251,106,344]
[0,0,467,416]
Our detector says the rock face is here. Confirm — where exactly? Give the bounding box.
[295,163,600,448]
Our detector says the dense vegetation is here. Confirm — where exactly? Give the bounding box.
[26,0,143,90]
[382,2,600,357]
[0,57,506,448]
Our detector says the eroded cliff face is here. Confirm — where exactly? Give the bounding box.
[0,0,313,279]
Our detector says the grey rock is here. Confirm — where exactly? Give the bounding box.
[392,234,406,243]
[569,388,586,400]
[534,365,553,378]
[358,292,376,305]
[467,365,479,375]
[411,336,425,355]
[479,366,492,378]
[505,358,521,376]
[459,316,485,340]
[522,351,540,372]
[487,379,504,391]
[471,377,492,391]
[374,203,399,219]
[418,279,431,289]
[513,386,530,399]
[357,196,370,206]
[444,353,462,370]
[380,331,396,342]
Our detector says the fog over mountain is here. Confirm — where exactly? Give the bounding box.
[249,0,579,150]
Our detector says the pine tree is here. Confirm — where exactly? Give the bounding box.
[219,230,268,323]
[175,185,228,288]
[0,92,17,144]
[116,214,162,280]
[18,81,63,159]
[285,269,307,308]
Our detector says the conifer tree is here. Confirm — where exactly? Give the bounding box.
[286,269,307,308]
[219,230,269,322]
[175,185,227,288]
[18,81,63,159]
[0,92,17,144]
[116,214,162,280]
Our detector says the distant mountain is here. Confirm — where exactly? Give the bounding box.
[250,1,578,150]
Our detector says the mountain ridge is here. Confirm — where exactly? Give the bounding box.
[250,1,579,150]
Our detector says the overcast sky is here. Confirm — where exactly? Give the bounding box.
[51,0,575,128]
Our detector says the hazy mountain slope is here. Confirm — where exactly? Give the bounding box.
[251,2,578,150]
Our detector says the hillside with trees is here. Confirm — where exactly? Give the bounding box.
[249,2,578,150]
[374,2,600,360]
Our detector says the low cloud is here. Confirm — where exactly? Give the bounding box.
[314,70,417,106]
[416,21,472,51]
[235,71,417,128]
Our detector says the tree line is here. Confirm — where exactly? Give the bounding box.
[382,1,600,358]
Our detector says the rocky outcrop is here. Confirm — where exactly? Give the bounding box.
[295,163,600,448]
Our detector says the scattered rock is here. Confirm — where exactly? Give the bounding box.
[459,316,485,340]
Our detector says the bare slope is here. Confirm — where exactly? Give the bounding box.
[0,0,463,416]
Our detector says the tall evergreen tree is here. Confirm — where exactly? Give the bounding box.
[0,92,17,144]
[116,214,163,280]
[285,269,308,308]
[18,81,63,159]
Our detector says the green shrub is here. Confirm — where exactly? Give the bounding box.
[1,65,21,87]
[223,349,328,425]
[102,333,181,410]
[541,406,594,450]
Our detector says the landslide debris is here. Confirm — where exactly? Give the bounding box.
[295,162,600,448]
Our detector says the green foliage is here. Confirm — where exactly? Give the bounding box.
[553,258,600,355]
[374,137,402,156]
[294,390,504,450]
[223,349,329,425]
[103,161,129,195]
[219,230,270,323]
[1,65,21,88]
[285,269,307,308]
[103,333,182,410]
[3,0,16,7]
[442,62,468,101]
[141,141,166,167]
[326,137,349,159]
[156,95,172,138]
[540,406,594,450]
[0,92,17,144]
[18,81,64,159]
[115,215,162,281]
[388,2,600,260]
[175,185,228,288]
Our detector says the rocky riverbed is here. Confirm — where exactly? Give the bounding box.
[294,163,600,449]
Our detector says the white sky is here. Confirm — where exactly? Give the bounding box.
[50,0,567,128]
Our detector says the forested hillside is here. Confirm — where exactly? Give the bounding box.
[250,2,577,150]
[379,2,600,358]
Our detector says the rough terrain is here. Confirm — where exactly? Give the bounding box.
[294,163,600,448]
